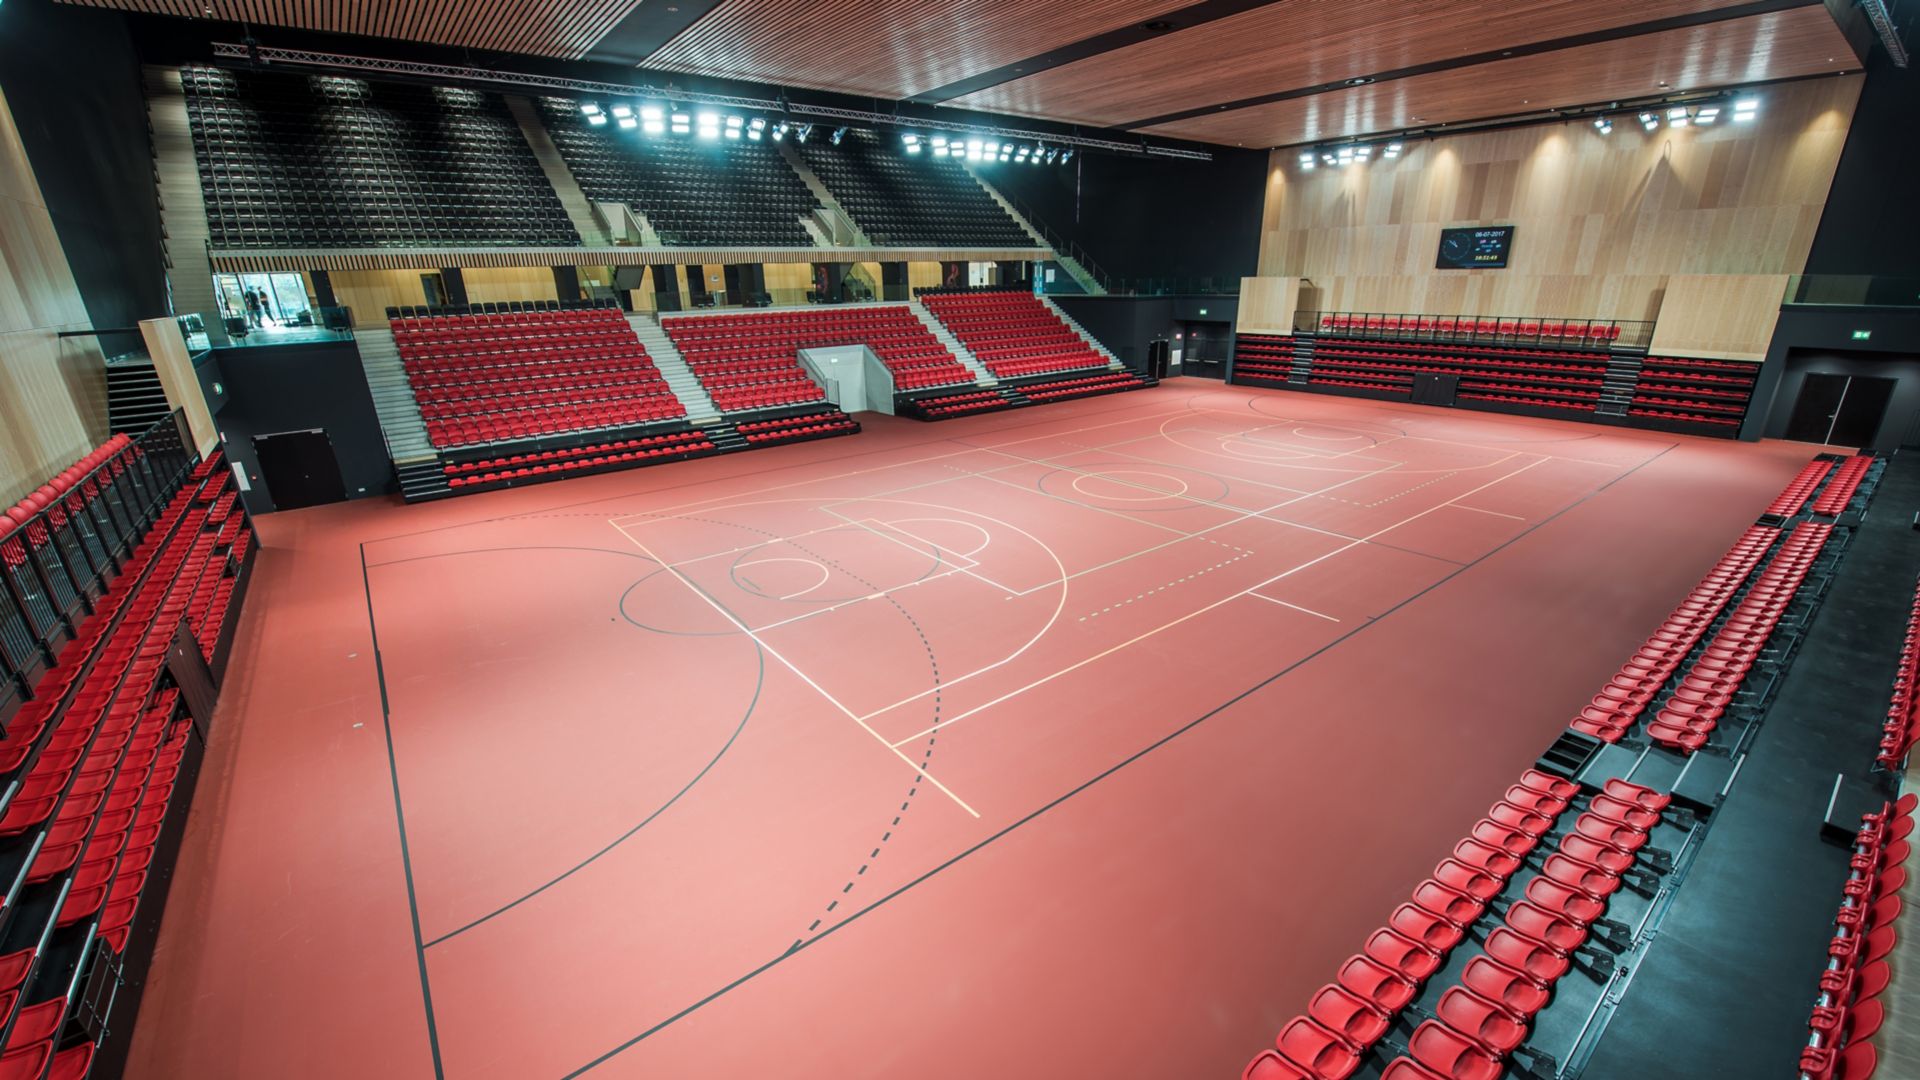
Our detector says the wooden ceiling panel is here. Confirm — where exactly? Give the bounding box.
[57,0,645,59]
[640,0,1194,98]
[952,0,1767,127]
[1139,6,1854,146]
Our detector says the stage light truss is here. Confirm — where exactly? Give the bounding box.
[208,42,1214,162]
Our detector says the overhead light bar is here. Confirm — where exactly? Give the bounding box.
[1733,97,1759,121]
[1383,142,1402,158]
[210,42,1215,161]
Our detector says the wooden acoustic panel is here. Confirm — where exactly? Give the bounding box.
[1256,75,1857,323]
[1236,277,1304,334]
[0,84,107,505]
[1144,6,1854,146]
[642,0,1190,99]
[1648,274,1789,360]
[955,0,1759,127]
[59,1,644,60]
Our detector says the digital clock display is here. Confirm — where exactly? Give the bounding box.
[1437,226,1516,269]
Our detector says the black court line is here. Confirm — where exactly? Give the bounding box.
[560,433,1683,1076]
[360,544,769,948]
[358,545,447,1080]
[1116,0,1820,131]
[907,0,1282,104]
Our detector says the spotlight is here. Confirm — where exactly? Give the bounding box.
[1384,142,1402,158]
[931,135,948,148]
[1299,152,1314,165]
[612,104,633,119]
[966,139,983,161]
[984,141,1000,155]
[771,121,789,141]
[1043,148,1057,164]
[1060,149,1073,164]
[1355,146,1371,159]
[671,111,691,134]
[643,119,665,135]
[904,134,922,154]
[587,113,609,127]
[726,115,744,128]
[830,127,846,145]
[1639,111,1659,131]
[748,117,766,140]
[795,123,813,143]
[1321,153,1335,165]
[641,105,663,121]
[1029,151,1043,165]
[1667,106,1690,128]
[617,116,637,130]
[1733,98,1758,121]
[933,145,949,157]
[579,103,602,116]
[1695,106,1719,125]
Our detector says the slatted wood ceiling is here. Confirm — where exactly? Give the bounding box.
[953,0,1766,127]
[640,0,1192,99]
[58,0,644,59]
[1145,7,1854,146]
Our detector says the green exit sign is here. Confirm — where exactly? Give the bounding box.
[1853,330,1873,341]
[1198,308,1209,316]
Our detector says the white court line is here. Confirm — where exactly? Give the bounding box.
[605,403,1202,527]
[882,453,1549,747]
[1247,593,1341,622]
[817,508,1019,596]
[608,519,982,818]
[1449,504,1528,521]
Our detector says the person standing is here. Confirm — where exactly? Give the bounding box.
[258,289,275,327]
[242,288,261,328]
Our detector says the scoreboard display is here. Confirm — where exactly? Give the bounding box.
[1436,226,1516,269]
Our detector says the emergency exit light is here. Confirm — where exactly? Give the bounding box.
[1853,330,1873,341]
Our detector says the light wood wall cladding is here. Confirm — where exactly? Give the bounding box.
[63,1,643,60]
[463,266,561,305]
[643,0,1188,99]
[909,262,946,292]
[1647,274,1789,360]
[140,317,217,457]
[0,85,108,505]
[1237,277,1304,334]
[1254,75,1858,322]
[1146,7,1854,146]
[327,268,440,328]
[956,0,1758,127]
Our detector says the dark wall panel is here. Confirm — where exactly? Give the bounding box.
[1752,307,1920,445]
[1803,0,1920,276]
[991,150,1267,285]
[1763,350,1920,450]
[210,341,394,513]
[0,0,169,331]
[1053,295,1240,374]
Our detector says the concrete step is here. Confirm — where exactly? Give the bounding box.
[1039,296,1122,367]
[627,313,721,421]
[906,300,996,386]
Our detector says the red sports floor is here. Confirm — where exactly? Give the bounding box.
[126,381,1820,1079]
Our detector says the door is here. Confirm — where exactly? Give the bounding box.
[252,430,346,511]
[1785,373,1897,447]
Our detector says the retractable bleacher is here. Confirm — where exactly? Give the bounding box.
[661,307,971,411]
[919,291,1111,379]
[0,419,253,1077]
[1796,794,1913,1080]
[389,303,685,449]
[1242,769,1676,1080]
[181,66,576,249]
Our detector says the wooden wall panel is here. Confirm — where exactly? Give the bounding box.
[1256,76,1858,323]
[463,266,561,305]
[1236,277,1304,334]
[1647,274,1788,360]
[909,262,946,293]
[0,85,107,506]
[329,269,438,329]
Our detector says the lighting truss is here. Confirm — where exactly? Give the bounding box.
[210,42,1214,161]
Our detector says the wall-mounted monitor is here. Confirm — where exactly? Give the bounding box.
[1437,226,1516,270]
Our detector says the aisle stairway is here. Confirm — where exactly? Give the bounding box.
[964,169,1106,295]
[775,142,870,246]
[105,358,171,436]
[354,331,446,498]
[906,300,995,385]
[626,313,721,422]
[504,95,609,246]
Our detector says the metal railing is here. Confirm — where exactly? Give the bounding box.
[1296,311,1656,351]
[993,192,1114,293]
[1,412,198,720]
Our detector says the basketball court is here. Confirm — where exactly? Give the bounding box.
[125,383,1819,1078]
